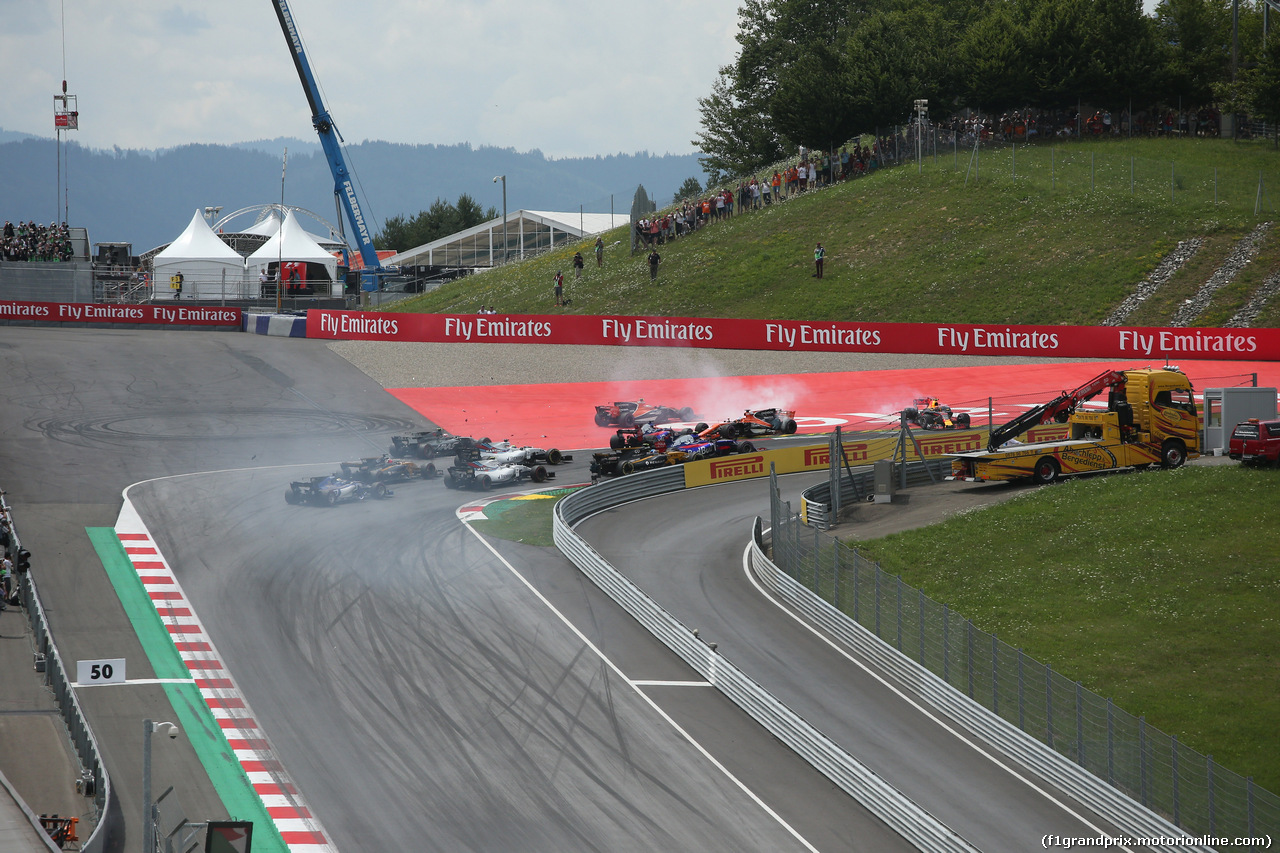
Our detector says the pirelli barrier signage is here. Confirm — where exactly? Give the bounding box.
[681,424,1071,489]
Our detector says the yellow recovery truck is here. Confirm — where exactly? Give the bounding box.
[947,367,1201,484]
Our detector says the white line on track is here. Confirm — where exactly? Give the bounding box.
[458,513,819,853]
[741,534,1136,853]
[630,680,713,687]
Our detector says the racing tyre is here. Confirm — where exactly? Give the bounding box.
[679,407,695,421]
[620,460,636,475]
[719,423,737,438]
[620,413,635,428]
[1160,439,1186,469]
[609,434,624,450]
[956,413,971,428]
[479,475,493,491]
[326,491,339,506]
[531,465,548,483]
[782,419,798,435]
[373,482,388,499]
[443,473,458,489]
[421,463,438,479]
[547,449,563,465]
[594,411,610,427]
[695,422,709,434]
[1031,457,1060,485]
[739,441,755,453]
[284,489,299,505]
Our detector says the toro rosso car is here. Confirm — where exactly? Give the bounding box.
[901,397,971,430]
[285,475,391,506]
[444,446,555,491]
[701,408,798,439]
[594,399,696,428]
[340,455,438,482]
[608,425,694,450]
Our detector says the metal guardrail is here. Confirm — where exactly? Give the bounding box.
[554,468,978,853]
[3,495,114,853]
[747,523,1220,852]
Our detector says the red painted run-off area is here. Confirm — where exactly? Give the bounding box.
[389,360,1280,451]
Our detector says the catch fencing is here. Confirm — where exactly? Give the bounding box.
[767,480,1279,841]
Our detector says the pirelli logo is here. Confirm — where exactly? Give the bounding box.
[916,435,983,456]
[803,445,871,466]
[708,455,766,480]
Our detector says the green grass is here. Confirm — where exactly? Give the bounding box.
[388,137,1280,327]
[468,490,575,546]
[852,464,1280,792]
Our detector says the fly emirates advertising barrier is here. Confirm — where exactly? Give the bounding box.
[307,310,1280,361]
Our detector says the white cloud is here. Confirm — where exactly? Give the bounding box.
[0,0,741,157]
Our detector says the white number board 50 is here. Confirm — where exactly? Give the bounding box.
[77,658,126,685]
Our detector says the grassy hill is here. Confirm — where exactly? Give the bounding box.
[390,136,1280,328]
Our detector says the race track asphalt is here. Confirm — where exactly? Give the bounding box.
[0,327,915,852]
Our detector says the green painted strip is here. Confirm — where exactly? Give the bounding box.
[87,528,189,680]
[87,528,290,853]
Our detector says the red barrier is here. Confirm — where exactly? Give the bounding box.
[0,300,242,327]
[306,310,1280,361]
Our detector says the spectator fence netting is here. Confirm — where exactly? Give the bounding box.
[768,493,1279,840]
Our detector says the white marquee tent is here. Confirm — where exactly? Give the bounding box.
[247,208,340,295]
[152,209,247,300]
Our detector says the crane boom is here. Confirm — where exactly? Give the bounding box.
[986,369,1127,451]
[270,0,382,290]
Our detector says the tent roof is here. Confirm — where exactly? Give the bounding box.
[247,209,338,263]
[154,210,243,262]
[241,213,281,237]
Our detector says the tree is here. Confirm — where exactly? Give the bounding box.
[1154,0,1232,105]
[692,68,785,184]
[373,195,497,251]
[674,176,703,204]
[958,3,1033,111]
[1239,43,1280,147]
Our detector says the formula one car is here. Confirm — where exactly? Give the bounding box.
[443,446,554,491]
[901,397,971,430]
[340,455,438,482]
[591,434,756,478]
[285,475,391,506]
[389,430,490,459]
[608,425,694,450]
[478,440,572,466]
[594,399,696,428]
[701,408,798,439]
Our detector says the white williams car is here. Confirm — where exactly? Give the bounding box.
[477,439,572,466]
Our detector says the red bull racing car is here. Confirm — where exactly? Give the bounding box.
[901,397,971,430]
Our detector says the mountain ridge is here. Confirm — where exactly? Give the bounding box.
[1,131,705,252]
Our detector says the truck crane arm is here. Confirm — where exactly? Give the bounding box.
[987,369,1127,451]
[270,0,382,289]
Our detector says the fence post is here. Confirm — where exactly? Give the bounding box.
[1046,663,1054,749]
[1091,152,1095,192]
[853,548,860,624]
[1076,681,1085,767]
[1051,147,1055,191]
[1107,697,1115,784]
[918,589,925,666]
[874,563,882,638]
[1214,166,1218,205]
[942,604,949,684]
[1208,754,1215,834]
[814,526,820,591]
[1012,141,1016,179]
[991,634,999,716]
[1172,734,1180,826]
[1017,648,1025,731]
[1139,715,1148,806]
[966,619,974,699]
[833,544,841,609]
[1248,777,1255,835]
[1131,155,1135,195]
[1172,161,1176,203]
[895,574,903,651]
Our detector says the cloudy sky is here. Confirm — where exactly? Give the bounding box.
[1,1,741,157]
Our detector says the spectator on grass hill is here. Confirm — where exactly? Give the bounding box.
[648,248,661,283]
[813,243,825,279]
[554,270,564,306]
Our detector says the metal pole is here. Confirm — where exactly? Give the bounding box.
[277,148,287,314]
[143,719,153,853]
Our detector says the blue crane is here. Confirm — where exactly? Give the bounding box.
[270,0,383,292]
